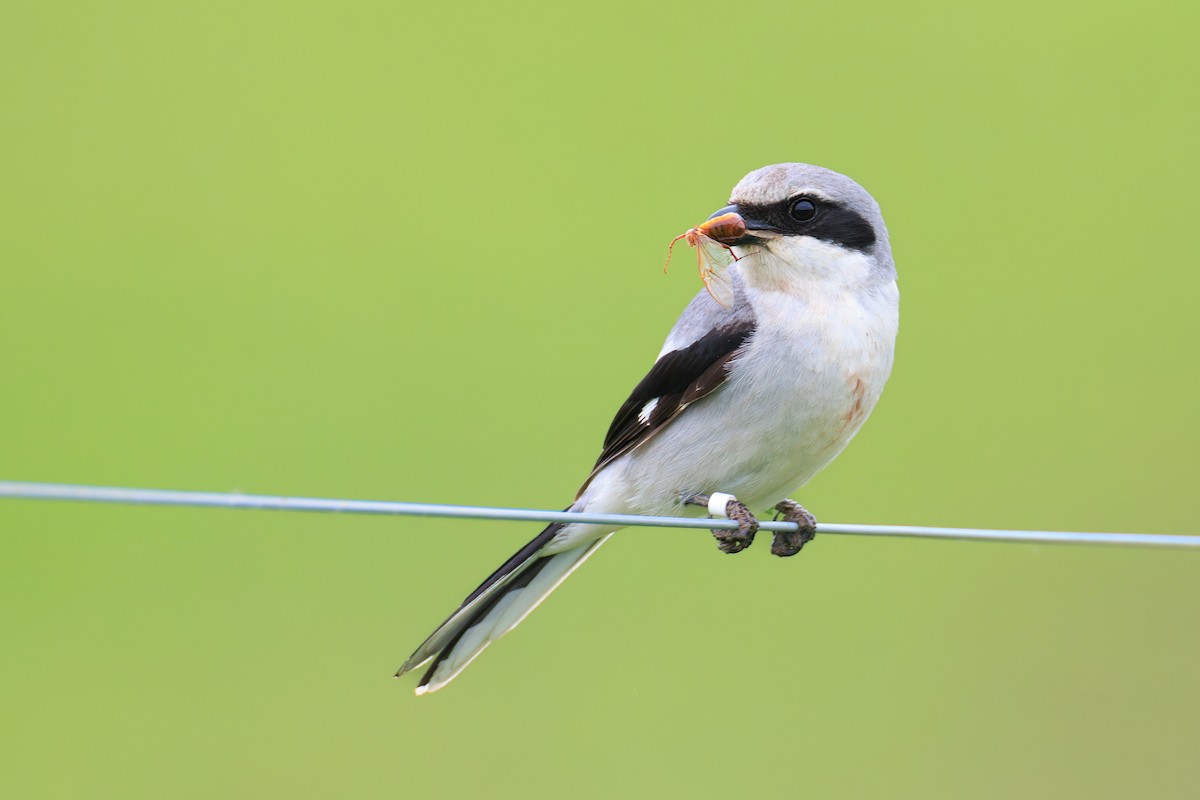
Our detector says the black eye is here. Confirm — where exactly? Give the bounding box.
[788,197,818,222]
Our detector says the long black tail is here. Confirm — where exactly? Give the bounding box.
[396,520,611,694]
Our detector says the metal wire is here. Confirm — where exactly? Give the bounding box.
[2,480,1197,549]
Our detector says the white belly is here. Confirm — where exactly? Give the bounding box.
[592,279,899,518]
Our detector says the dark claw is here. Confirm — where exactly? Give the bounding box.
[771,499,817,557]
[712,497,759,554]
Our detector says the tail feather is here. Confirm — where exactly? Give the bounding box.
[414,536,611,694]
[396,522,565,677]
[396,520,613,694]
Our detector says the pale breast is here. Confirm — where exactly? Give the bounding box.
[724,286,896,501]
[608,279,898,514]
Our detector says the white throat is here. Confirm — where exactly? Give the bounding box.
[735,237,891,296]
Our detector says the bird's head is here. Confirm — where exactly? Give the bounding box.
[708,163,895,292]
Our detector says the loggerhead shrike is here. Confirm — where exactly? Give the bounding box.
[397,163,899,694]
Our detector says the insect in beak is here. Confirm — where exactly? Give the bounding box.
[663,213,747,308]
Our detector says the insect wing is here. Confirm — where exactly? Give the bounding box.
[695,233,737,307]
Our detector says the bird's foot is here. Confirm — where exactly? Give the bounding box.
[685,493,759,554]
[771,499,817,557]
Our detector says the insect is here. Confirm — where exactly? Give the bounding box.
[663,212,746,308]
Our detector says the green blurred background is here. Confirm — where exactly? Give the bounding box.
[2,1,1197,797]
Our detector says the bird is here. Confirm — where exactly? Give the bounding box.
[396,163,900,694]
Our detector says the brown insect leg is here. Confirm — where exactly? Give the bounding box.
[663,229,694,273]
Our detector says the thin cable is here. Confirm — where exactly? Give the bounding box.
[0,480,1196,548]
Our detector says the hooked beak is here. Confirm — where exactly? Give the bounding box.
[707,204,780,245]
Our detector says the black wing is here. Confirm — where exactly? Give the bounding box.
[576,320,755,497]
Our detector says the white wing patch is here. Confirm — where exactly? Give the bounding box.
[637,397,660,424]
